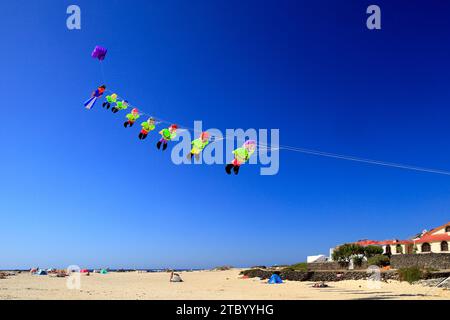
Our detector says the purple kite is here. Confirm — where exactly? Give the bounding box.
[91,46,107,61]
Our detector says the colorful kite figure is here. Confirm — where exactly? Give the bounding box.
[156,124,178,151]
[84,85,106,110]
[187,132,210,161]
[111,100,128,113]
[124,108,140,128]
[91,46,108,61]
[139,117,156,140]
[225,140,257,175]
[103,93,117,109]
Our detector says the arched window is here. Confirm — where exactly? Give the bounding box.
[421,243,431,253]
[396,244,403,254]
[441,241,448,252]
[445,226,450,232]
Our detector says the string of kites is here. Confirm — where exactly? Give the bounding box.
[85,45,450,178]
[84,45,256,175]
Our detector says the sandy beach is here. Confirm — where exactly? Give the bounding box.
[0,269,449,300]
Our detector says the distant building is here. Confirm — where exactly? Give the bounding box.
[307,254,328,263]
[334,221,450,256]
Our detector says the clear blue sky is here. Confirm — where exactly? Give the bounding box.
[1,0,449,269]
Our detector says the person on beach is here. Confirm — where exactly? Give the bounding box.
[170,271,183,282]
[138,117,156,140]
[111,100,129,113]
[187,132,210,161]
[156,124,178,151]
[225,140,257,175]
[124,108,140,128]
[103,93,118,109]
[84,85,106,110]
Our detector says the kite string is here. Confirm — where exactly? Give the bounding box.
[99,74,450,177]
[277,146,450,176]
[99,61,107,85]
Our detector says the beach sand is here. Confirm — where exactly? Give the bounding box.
[1,269,449,300]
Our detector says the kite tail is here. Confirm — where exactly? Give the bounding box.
[84,96,98,110]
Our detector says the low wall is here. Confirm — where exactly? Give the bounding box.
[390,253,450,270]
[240,268,450,282]
[241,269,398,282]
[307,262,367,271]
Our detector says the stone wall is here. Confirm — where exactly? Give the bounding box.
[240,269,399,282]
[390,253,450,270]
[307,262,368,271]
[240,268,450,282]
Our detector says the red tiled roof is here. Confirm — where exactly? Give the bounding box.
[355,240,380,246]
[422,222,450,236]
[348,222,449,247]
[378,240,413,245]
[414,234,450,243]
[354,239,413,246]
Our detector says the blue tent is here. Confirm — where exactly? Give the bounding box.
[36,269,47,275]
[268,274,283,284]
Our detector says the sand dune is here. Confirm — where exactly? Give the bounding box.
[0,269,449,300]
